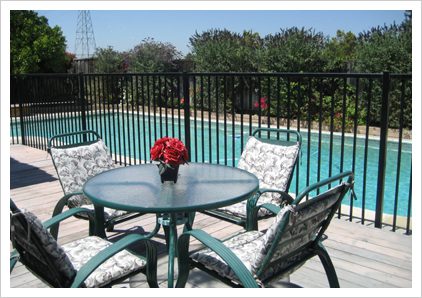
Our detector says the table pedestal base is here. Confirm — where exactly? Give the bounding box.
[157,212,194,288]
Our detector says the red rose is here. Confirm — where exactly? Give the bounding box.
[151,137,188,165]
[151,137,171,161]
[164,147,182,165]
[153,136,170,147]
[167,138,184,152]
[170,139,189,163]
[150,143,164,161]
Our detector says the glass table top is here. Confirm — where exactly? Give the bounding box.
[83,163,259,213]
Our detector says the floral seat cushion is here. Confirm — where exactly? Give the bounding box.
[62,236,147,288]
[76,204,130,221]
[190,230,266,284]
[217,136,299,218]
[50,140,130,217]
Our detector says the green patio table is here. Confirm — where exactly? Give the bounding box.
[83,162,259,287]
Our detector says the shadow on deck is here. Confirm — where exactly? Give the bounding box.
[10,157,57,189]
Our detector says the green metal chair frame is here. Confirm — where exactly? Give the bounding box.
[176,171,354,288]
[10,199,158,288]
[47,130,143,238]
[201,127,302,231]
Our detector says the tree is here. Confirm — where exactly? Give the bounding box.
[189,29,264,72]
[128,38,182,72]
[92,46,128,104]
[354,14,411,73]
[94,46,126,73]
[263,27,327,72]
[10,10,69,74]
[323,30,357,72]
[354,11,412,128]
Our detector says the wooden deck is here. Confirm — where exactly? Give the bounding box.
[9,144,412,288]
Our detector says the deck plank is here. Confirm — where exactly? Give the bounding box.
[9,144,412,288]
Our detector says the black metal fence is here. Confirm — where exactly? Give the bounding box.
[10,72,412,234]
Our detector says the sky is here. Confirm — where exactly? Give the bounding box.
[36,10,406,57]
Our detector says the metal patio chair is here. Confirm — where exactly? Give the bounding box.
[10,199,158,288]
[202,128,302,231]
[48,130,143,238]
[176,171,354,288]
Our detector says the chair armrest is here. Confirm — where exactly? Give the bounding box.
[257,188,295,204]
[50,192,91,239]
[176,229,260,288]
[52,192,86,217]
[255,203,281,215]
[246,189,293,230]
[247,188,293,212]
[71,234,157,288]
[43,207,93,230]
[293,171,354,204]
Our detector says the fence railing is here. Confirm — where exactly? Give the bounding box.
[10,72,412,234]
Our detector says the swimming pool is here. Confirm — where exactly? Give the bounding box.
[11,111,412,217]
[183,119,411,218]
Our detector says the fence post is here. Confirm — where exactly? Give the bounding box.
[78,73,87,137]
[375,72,390,228]
[16,76,26,145]
[182,72,191,161]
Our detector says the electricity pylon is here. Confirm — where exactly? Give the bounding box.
[75,11,96,59]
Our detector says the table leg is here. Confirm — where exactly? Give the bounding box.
[167,213,178,288]
[93,205,107,239]
[158,212,193,288]
[163,226,170,251]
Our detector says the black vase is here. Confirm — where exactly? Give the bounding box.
[158,164,179,183]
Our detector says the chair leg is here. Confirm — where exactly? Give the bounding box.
[50,199,68,239]
[315,242,340,288]
[10,250,19,273]
[246,195,259,231]
[89,219,96,236]
[246,216,258,231]
[145,241,159,288]
[106,223,115,232]
[146,274,159,288]
[184,212,196,232]
[175,233,191,288]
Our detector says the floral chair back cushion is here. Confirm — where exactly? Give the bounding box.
[252,184,343,271]
[237,136,300,206]
[51,140,115,207]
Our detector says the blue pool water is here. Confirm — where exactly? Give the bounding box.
[185,119,412,217]
[11,112,412,217]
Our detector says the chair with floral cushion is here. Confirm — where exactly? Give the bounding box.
[202,128,302,231]
[48,130,143,238]
[10,199,158,288]
[176,171,354,288]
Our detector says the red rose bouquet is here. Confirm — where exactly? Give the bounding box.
[150,137,188,175]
